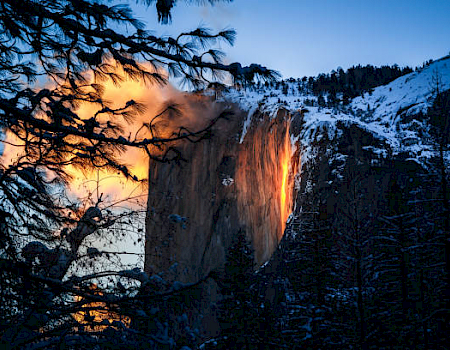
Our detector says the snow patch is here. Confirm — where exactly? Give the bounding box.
[239,105,257,143]
[221,175,234,186]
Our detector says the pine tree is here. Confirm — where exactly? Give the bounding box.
[427,75,450,343]
[0,1,279,348]
[213,230,259,350]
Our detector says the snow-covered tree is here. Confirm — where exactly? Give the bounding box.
[0,1,278,348]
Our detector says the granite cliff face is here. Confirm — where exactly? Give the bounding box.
[144,103,299,283]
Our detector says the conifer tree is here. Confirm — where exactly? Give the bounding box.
[427,77,450,343]
[213,229,259,350]
[0,1,278,348]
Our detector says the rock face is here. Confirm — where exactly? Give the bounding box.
[144,102,298,283]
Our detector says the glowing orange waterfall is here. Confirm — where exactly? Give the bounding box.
[280,125,290,235]
[145,107,300,281]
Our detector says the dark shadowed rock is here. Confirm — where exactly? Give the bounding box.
[144,102,298,284]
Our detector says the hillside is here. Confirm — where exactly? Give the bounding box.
[194,56,450,349]
[222,56,450,165]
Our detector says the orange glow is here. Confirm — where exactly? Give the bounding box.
[72,284,130,331]
[66,67,169,207]
[280,123,292,235]
[0,63,186,209]
[64,74,220,207]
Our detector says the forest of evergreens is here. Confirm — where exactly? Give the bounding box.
[201,89,450,349]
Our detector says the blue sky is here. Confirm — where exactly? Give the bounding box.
[133,0,450,79]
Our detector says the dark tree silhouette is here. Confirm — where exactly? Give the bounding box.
[0,1,278,348]
[427,75,450,343]
[213,230,257,350]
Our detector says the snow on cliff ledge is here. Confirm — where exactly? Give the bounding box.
[220,56,450,164]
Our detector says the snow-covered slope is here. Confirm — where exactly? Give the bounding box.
[351,57,450,121]
[221,56,450,165]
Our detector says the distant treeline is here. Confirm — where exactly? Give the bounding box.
[308,64,413,99]
[259,64,420,106]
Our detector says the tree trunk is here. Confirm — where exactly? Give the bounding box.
[399,220,409,329]
[419,270,429,348]
[439,145,450,342]
[356,249,366,349]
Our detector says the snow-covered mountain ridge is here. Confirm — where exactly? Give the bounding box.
[221,56,450,165]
